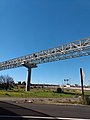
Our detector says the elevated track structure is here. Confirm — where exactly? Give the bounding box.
[0,37,90,91]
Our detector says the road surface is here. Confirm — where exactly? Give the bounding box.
[0,100,90,119]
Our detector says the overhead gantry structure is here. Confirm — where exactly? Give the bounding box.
[0,36,90,91]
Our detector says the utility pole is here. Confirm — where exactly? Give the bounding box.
[80,68,84,101]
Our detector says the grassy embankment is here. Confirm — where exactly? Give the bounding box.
[0,87,90,98]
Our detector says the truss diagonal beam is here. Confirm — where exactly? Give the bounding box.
[0,36,90,71]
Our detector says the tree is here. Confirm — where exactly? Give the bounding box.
[0,75,14,91]
[22,81,26,85]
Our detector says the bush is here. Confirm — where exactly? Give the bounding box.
[84,96,90,105]
[57,88,63,93]
[80,95,90,105]
[5,93,10,96]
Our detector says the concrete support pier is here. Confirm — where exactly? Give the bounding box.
[26,68,31,91]
[21,61,37,91]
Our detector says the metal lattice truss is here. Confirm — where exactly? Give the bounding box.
[0,37,90,71]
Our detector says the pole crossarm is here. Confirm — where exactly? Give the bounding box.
[0,36,90,71]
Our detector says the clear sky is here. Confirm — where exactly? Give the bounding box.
[0,0,90,86]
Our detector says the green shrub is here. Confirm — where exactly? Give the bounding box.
[80,95,90,105]
[5,93,10,96]
[57,88,63,93]
[84,96,90,105]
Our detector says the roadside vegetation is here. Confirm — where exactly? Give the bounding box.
[0,85,90,98]
[0,75,90,105]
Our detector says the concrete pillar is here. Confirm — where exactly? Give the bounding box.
[21,62,37,91]
[26,68,31,91]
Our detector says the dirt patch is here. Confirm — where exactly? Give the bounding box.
[0,97,82,104]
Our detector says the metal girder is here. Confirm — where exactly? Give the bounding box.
[0,36,90,71]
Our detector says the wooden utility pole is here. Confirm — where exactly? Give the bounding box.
[80,68,84,100]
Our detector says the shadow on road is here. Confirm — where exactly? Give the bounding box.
[0,101,51,120]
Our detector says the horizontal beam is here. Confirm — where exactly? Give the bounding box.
[21,61,37,68]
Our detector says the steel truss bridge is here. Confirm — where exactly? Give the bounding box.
[0,36,90,91]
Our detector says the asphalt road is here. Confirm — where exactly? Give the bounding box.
[0,100,90,120]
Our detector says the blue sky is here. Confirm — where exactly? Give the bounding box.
[0,0,90,85]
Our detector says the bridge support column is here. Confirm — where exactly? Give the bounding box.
[21,61,37,91]
[26,68,31,91]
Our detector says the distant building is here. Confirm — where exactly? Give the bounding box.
[31,83,59,88]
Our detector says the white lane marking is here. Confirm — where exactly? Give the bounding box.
[57,118,89,120]
[0,116,89,120]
